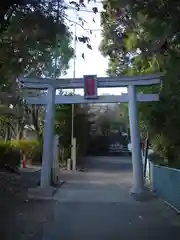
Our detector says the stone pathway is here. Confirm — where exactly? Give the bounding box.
[42,156,180,240]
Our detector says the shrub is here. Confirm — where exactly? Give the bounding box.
[148,152,166,166]
[0,139,42,170]
[11,139,42,165]
[151,134,180,168]
[0,141,21,169]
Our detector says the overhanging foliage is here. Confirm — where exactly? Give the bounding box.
[100,0,180,166]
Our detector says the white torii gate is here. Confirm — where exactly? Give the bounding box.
[19,73,162,199]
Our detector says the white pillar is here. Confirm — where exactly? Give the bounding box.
[128,85,144,195]
[52,135,59,185]
[67,158,72,171]
[72,138,76,171]
[40,86,55,188]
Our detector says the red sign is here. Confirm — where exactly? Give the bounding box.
[86,78,95,96]
[84,75,97,99]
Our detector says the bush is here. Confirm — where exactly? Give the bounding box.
[151,134,180,168]
[0,141,21,169]
[11,139,42,165]
[0,139,42,170]
[148,152,166,166]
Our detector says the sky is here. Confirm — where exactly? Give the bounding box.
[63,1,127,95]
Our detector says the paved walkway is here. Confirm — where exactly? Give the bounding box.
[43,156,180,240]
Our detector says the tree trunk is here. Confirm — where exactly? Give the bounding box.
[16,123,24,140]
[16,130,23,140]
[32,105,41,141]
[5,125,11,141]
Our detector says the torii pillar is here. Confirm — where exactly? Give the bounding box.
[128,85,145,199]
[40,86,55,188]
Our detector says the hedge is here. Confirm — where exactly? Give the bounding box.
[0,139,42,169]
[0,141,20,170]
[11,139,42,165]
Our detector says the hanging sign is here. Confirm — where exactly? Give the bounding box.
[84,75,98,99]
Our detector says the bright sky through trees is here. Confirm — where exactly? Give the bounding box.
[64,1,127,95]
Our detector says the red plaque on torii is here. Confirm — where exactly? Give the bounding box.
[84,75,98,99]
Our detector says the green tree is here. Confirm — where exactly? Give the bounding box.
[100,0,180,167]
[0,1,73,87]
[0,0,74,140]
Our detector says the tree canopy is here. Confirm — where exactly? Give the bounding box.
[0,0,75,141]
[0,1,74,88]
[100,0,180,166]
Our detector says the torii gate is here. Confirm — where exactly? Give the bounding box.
[19,73,162,199]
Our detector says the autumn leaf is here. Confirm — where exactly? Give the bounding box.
[70,1,79,6]
[70,1,80,10]
[92,7,98,14]
[78,17,83,21]
[78,36,90,43]
[79,0,86,7]
[87,44,92,50]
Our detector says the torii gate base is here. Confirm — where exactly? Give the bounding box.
[20,73,161,200]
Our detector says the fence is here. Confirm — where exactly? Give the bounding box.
[146,158,180,212]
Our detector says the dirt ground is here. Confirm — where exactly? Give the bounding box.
[0,169,56,240]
